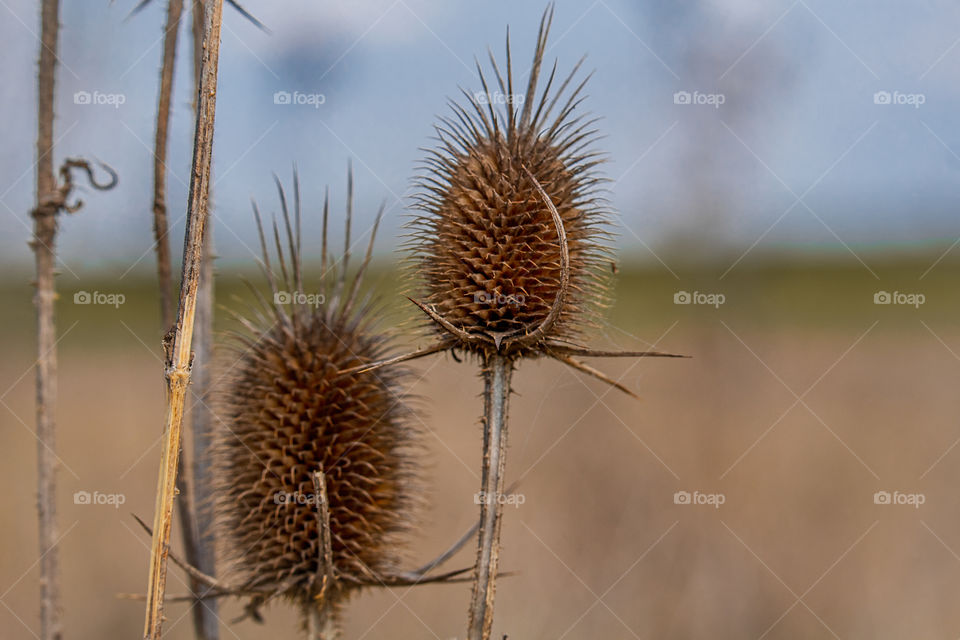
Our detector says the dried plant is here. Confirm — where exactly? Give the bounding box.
[31,3,117,640]
[141,0,222,637]
[206,170,472,638]
[341,6,685,638]
[144,2,220,638]
[188,2,220,636]
[150,0,183,331]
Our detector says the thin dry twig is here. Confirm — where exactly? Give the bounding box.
[32,4,117,639]
[128,503,490,596]
[134,515,234,593]
[142,1,224,637]
[33,3,62,638]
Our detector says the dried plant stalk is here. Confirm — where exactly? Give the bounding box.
[308,470,337,640]
[142,0,224,637]
[191,0,203,86]
[397,7,686,638]
[189,219,218,640]
[32,7,117,640]
[188,2,220,637]
[152,0,182,330]
[467,355,513,639]
[150,1,218,637]
[33,2,62,638]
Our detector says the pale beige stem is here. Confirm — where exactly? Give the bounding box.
[142,1,224,637]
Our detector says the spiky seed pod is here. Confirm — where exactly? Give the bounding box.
[212,171,419,628]
[406,4,612,359]
[343,8,683,640]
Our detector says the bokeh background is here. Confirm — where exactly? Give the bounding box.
[3,0,960,638]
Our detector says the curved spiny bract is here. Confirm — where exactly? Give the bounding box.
[212,170,419,629]
[406,4,614,360]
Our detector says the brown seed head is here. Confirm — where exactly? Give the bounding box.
[213,171,418,616]
[407,5,612,359]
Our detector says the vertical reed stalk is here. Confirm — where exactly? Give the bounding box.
[33,2,62,637]
[150,3,217,636]
[188,2,220,636]
[467,354,513,640]
[143,1,223,637]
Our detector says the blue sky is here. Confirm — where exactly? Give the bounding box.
[2,0,960,271]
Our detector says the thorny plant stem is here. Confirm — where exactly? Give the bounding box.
[142,0,223,637]
[468,353,513,640]
[188,2,220,637]
[34,1,61,638]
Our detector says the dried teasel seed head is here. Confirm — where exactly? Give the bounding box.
[212,170,419,622]
[407,4,613,359]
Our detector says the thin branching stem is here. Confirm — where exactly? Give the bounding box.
[142,1,224,637]
[468,353,513,640]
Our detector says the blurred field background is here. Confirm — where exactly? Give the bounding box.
[4,255,960,639]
